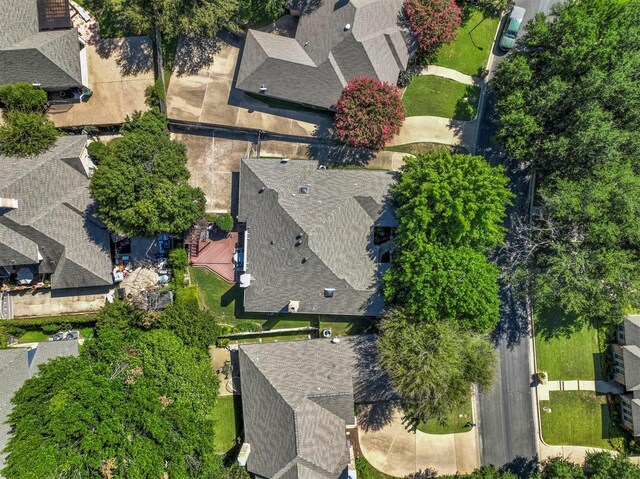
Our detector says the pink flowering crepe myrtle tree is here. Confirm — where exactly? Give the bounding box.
[333,76,406,151]
[404,0,462,51]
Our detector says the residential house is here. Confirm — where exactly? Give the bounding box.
[238,336,394,479]
[236,0,413,109]
[612,314,640,436]
[0,136,113,307]
[0,0,88,92]
[0,340,80,467]
[237,158,397,316]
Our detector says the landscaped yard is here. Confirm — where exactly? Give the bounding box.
[434,8,500,76]
[535,308,603,381]
[212,395,243,454]
[407,400,473,435]
[540,391,620,449]
[17,331,48,343]
[402,76,480,120]
[189,267,370,335]
[355,457,397,479]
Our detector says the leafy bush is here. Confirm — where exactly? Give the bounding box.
[405,0,462,51]
[145,78,166,108]
[0,83,48,112]
[168,248,189,270]
[215,213,234,232]
[0,315,96,328]
[0,111,59,157]
[232,321,262,333]
[41,324,61,334]
[397,69,416,88]
[87,141,111,164]
[333,77,406,150]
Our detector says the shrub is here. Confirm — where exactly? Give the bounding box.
[0,111,59,157]
[41,324,61,334]
[397,69,416,88]
[333,77,406,150]
[0,83,48,112]
[87,141,111,164]
[0,315,96,328]
[215,213,234,232]
[404,0,462,51]
[232,321,262,333]
[168,248,189,270]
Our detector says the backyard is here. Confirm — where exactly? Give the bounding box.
[402,76,480,120]
[188,267,370,336]
[433,8,501,76]
[540,391,620,449]
[535,308,603,381]
[212,395,243,455]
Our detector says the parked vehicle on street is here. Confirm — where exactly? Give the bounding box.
[499,6,526,51]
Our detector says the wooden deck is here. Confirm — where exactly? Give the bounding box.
[190,232,238,283]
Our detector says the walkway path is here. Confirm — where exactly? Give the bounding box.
[420,65,483,87]
[389,116,478,152]
[358,405,480,477]
[537,380,625,401]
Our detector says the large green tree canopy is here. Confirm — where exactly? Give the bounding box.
[378,308,497,422]
[492,0,640,324]
[90,109,206,237]
[2,301,222,479]
[384,152,512,333]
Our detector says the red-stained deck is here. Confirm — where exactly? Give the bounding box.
[189,232,238,283]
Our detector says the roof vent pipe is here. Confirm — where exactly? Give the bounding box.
[345,23,351,31]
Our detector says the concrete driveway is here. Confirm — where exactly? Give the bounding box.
[171,128,257,213]
[49,37,154,127]
[359,405,480,477]
[166,36,332,137]
[10,288,108,317]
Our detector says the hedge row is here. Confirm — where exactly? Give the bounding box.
[1,314,97,329]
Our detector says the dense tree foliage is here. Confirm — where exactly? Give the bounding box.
[378,308,497,422]
[404,0,462,51]
[121,0,240,38]
[238,0,286,27]
[333,77,405,150]
[2,301,222,479]
[384,152,511,333]
[90,109,205,236]
[493,0,640,324]
[0,111,59,157]
[0,83,48,112]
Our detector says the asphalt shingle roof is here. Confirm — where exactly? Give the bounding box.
[238,158,396,316]
[0,136,113,290]
[0,0,82,90]
[0,341,79,467]
[236,0,412,109]
[239,336,393,479]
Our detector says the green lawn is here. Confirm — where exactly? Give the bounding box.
[540,391,620,449]
[408,400,473,435]
[212,396,243,454]
[434,8,500,76]
[189,267,369,335]
[402,76,480,120]
[355,457,397,479]
[535,308,603,381]
[18,331,48,343]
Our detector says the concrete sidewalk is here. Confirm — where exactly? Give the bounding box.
[358,406,479,477]
[537,380,625,401]
[389,116,478,152]
[420,65,483,87]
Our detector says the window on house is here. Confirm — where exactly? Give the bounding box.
[324,288,335,298]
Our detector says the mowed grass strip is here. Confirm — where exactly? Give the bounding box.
[434,8,500,76]
[540,391,618,449]
[535,308,603,381]
[402,76,480,120]
[212,395,242,454]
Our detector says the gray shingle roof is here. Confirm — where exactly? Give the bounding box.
[239,335,393,479]
[0,0,82,90]
[0,136,113,290]
[236,0,412,109]
[238,158,396,316]
[623,345,640,391]
[624,315,640,347]
[0,340,79,467]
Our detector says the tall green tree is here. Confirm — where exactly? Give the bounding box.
[2,302,222,479]
[0,83,48,112]
[0,111,59,157]
[89,109,205,236]
[377,308,497,423]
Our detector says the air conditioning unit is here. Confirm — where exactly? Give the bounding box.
[288,300,300,313]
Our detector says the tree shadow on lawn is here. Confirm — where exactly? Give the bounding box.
[535,306,590,340]
[454,85,481,121]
